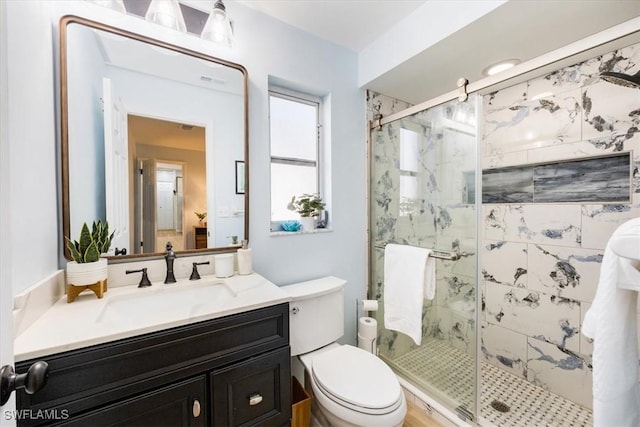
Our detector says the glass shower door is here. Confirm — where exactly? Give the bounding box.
[370,94,479,421]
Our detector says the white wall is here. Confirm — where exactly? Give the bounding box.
[5,1,366,344]
[1,0,16,420]
[358,0,506,87]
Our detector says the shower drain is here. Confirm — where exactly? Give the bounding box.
[490,400,510,413]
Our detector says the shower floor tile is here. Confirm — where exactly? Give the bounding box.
[390,339,593,426]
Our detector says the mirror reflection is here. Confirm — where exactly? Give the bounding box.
[62,17,248,259]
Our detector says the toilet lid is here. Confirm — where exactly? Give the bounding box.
[312,345,401,410]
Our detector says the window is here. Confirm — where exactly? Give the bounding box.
[399,127,419,216]
[269,89,322,224]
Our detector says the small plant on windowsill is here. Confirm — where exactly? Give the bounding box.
[287,194,325,231]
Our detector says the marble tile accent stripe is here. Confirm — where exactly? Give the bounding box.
[482,153,630,204]
[533,154,630,202]
[483,167,533,203]
[391,339,593,426]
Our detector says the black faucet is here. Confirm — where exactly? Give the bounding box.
[190,261,210,280]
[164,242,177,284]
[126,267,152,288]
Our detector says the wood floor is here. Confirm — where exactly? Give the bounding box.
[403,399,445,427]
[310,394,446,427]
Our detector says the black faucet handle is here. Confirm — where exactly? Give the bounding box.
[189,261,210,281]
[114,247,127,256]
[126,268,152,288]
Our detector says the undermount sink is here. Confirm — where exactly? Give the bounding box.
[96,280,237,324]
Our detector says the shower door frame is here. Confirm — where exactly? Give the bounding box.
[367,93,482,422]
[365,18,640,424]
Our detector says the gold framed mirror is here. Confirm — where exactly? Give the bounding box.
[60,16,248,261]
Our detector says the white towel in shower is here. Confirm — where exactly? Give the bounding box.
[383,244,436,345]
[582,218,640,427]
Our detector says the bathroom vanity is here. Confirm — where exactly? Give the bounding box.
[13,274,292,427]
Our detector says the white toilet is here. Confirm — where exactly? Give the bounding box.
[282,276,407,427]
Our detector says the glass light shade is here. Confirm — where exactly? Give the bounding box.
[201,0,235,47]
[87,0,126,13]
[145,0,187,33]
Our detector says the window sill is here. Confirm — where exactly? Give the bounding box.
[270,228,332,237]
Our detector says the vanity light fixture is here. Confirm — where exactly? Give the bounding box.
[482,59,521,76]
[145,0,187,33]
[201,0,235,48]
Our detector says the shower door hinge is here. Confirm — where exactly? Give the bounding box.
[457,78,469,102]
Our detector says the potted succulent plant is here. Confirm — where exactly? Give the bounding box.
[287,194,325,231]
[65,220,113,287]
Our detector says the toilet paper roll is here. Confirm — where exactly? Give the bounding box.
[361,299,379,312]
[358,317,377,354]
[358,316,377,340]
[358,334,377,354]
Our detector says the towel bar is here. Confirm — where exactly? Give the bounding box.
[373,243,464,261]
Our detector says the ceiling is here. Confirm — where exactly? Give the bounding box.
[237,0,640,104]
[236,0,427,52]
[129,115,205,152]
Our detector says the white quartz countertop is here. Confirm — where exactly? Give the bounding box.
[14,273,291,362]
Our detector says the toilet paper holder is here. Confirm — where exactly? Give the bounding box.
[355,298,379,353]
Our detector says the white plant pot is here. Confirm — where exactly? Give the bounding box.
[299,216,315,231]
[66,258,108,286]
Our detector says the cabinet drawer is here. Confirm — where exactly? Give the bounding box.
[211,347,291,427]
[58,376,207,427]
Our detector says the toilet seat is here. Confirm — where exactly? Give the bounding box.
[311,345,403,414]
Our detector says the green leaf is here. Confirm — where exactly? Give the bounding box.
[78,223,92,255]
[66,238,83,263]
[83,241,100,263]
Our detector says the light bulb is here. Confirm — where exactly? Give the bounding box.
[145,0,187,33]
[201,0,235,47]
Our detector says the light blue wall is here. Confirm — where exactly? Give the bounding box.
[232,5,367,344]
[5,1,59,296]
[67,23,107,235]
[6,1,366,344]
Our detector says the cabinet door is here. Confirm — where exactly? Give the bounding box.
[211,347,291,427]
[58,376,207,427]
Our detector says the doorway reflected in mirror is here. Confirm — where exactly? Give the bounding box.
[129,115,206,254]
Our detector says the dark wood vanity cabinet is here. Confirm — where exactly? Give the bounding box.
[59,376,208,427]
[16,303,291,427]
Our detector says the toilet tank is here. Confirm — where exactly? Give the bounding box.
[281,276,347,356]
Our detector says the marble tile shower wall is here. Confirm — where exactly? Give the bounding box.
[482,42,640,409]
[368,41,639,411]
[367,91,479,363]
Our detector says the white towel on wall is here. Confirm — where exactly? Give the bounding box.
[383,244,436,345]
[582,218,640,427]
